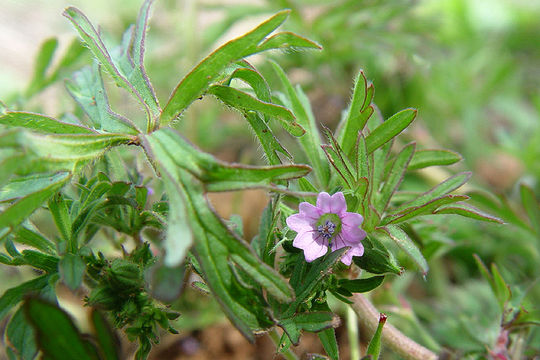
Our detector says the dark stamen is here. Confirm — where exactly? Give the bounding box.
[317,220,336,240]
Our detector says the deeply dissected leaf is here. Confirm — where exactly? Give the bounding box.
[433,203,504,224]
[377,225,428,275]
[365,109,416,154]
[66,65,140,134]
[0,172,71,235]
[408,149,462,170]
[337,70,374,156]
[375,143,415,213]
[382,194,470,225]
[64,4,160,127]
[24,298,99,360]
[0,112,94,135]
[160,10,320,125]
[143,128,310,192]
[208,84,305,136]
[396,172,471,212]
[271,61,329,186]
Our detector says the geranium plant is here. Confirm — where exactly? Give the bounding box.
[1,1,537,359]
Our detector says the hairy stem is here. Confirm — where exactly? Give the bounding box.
[351,294,438,360]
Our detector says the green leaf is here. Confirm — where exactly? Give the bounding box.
[161,173,193,267]
[143,128,310,192]
[284,248,348,317]
[408,149,462,170]
[12,226,56,254]
[59,253,85,290]
[433,203,504,224]
[280,312,340,345]
[365,109,417,154]
[375,143,415,213]
[318,328,339,360]
[21,250,59,273]
[382,194,470,225]
[160,10,318,125]
[24,298,99,360]
[0,112,94,134]
[338,276,385,293]
[0,172,71,202]
[322,128,356,188]
[256,31,321,52]
[154,168,289,340]
[66,65,140,134]
[353,238,402,275]
[0,172,71,235]
[377,225,428,275]
[396,172,472,212]
[207,84,305,136]
[90,310,121,360]
[63,5,160,128]
[520,184,540,234]
[48,192,72,244]
[337,70,374,156]
[0,275,51,321]
[6,307,38,360]
[271,61,329,186]
[490,263,511,310]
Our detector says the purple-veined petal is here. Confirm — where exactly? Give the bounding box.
[341,212,364,229]
[330,192,347,214]
[303,235,328,262]
[340,242,364,266]
[316,192,332,213]
[341,226,367,243]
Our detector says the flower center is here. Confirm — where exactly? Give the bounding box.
[315,213,341,245]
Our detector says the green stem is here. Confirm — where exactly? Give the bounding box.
[268,328,298,360]
[346,305,360,360]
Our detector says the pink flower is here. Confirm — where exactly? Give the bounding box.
[286,192,366,265]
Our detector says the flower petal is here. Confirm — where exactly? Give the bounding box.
[340,242,364,266]
[316,192,347,214]
[286,213,313,233]
[299,201,321,223]
[341,212,364,229]
[293,231,328,262]
[330,192,347,214]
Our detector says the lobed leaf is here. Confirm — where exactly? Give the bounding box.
[0,112,94,135]
[207,84,304,136]
[365,109,416,154]
[66,65,140,134]
[408,149,462,170]
[382,194,470,225]
[396,172,471,212]
[64,5,160,128]
[337,70,375,156]
[143,128,310,192]
[377,225,428,275]
[161,10,319,125]
[433,203,504,224]
[375,143,415,213]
